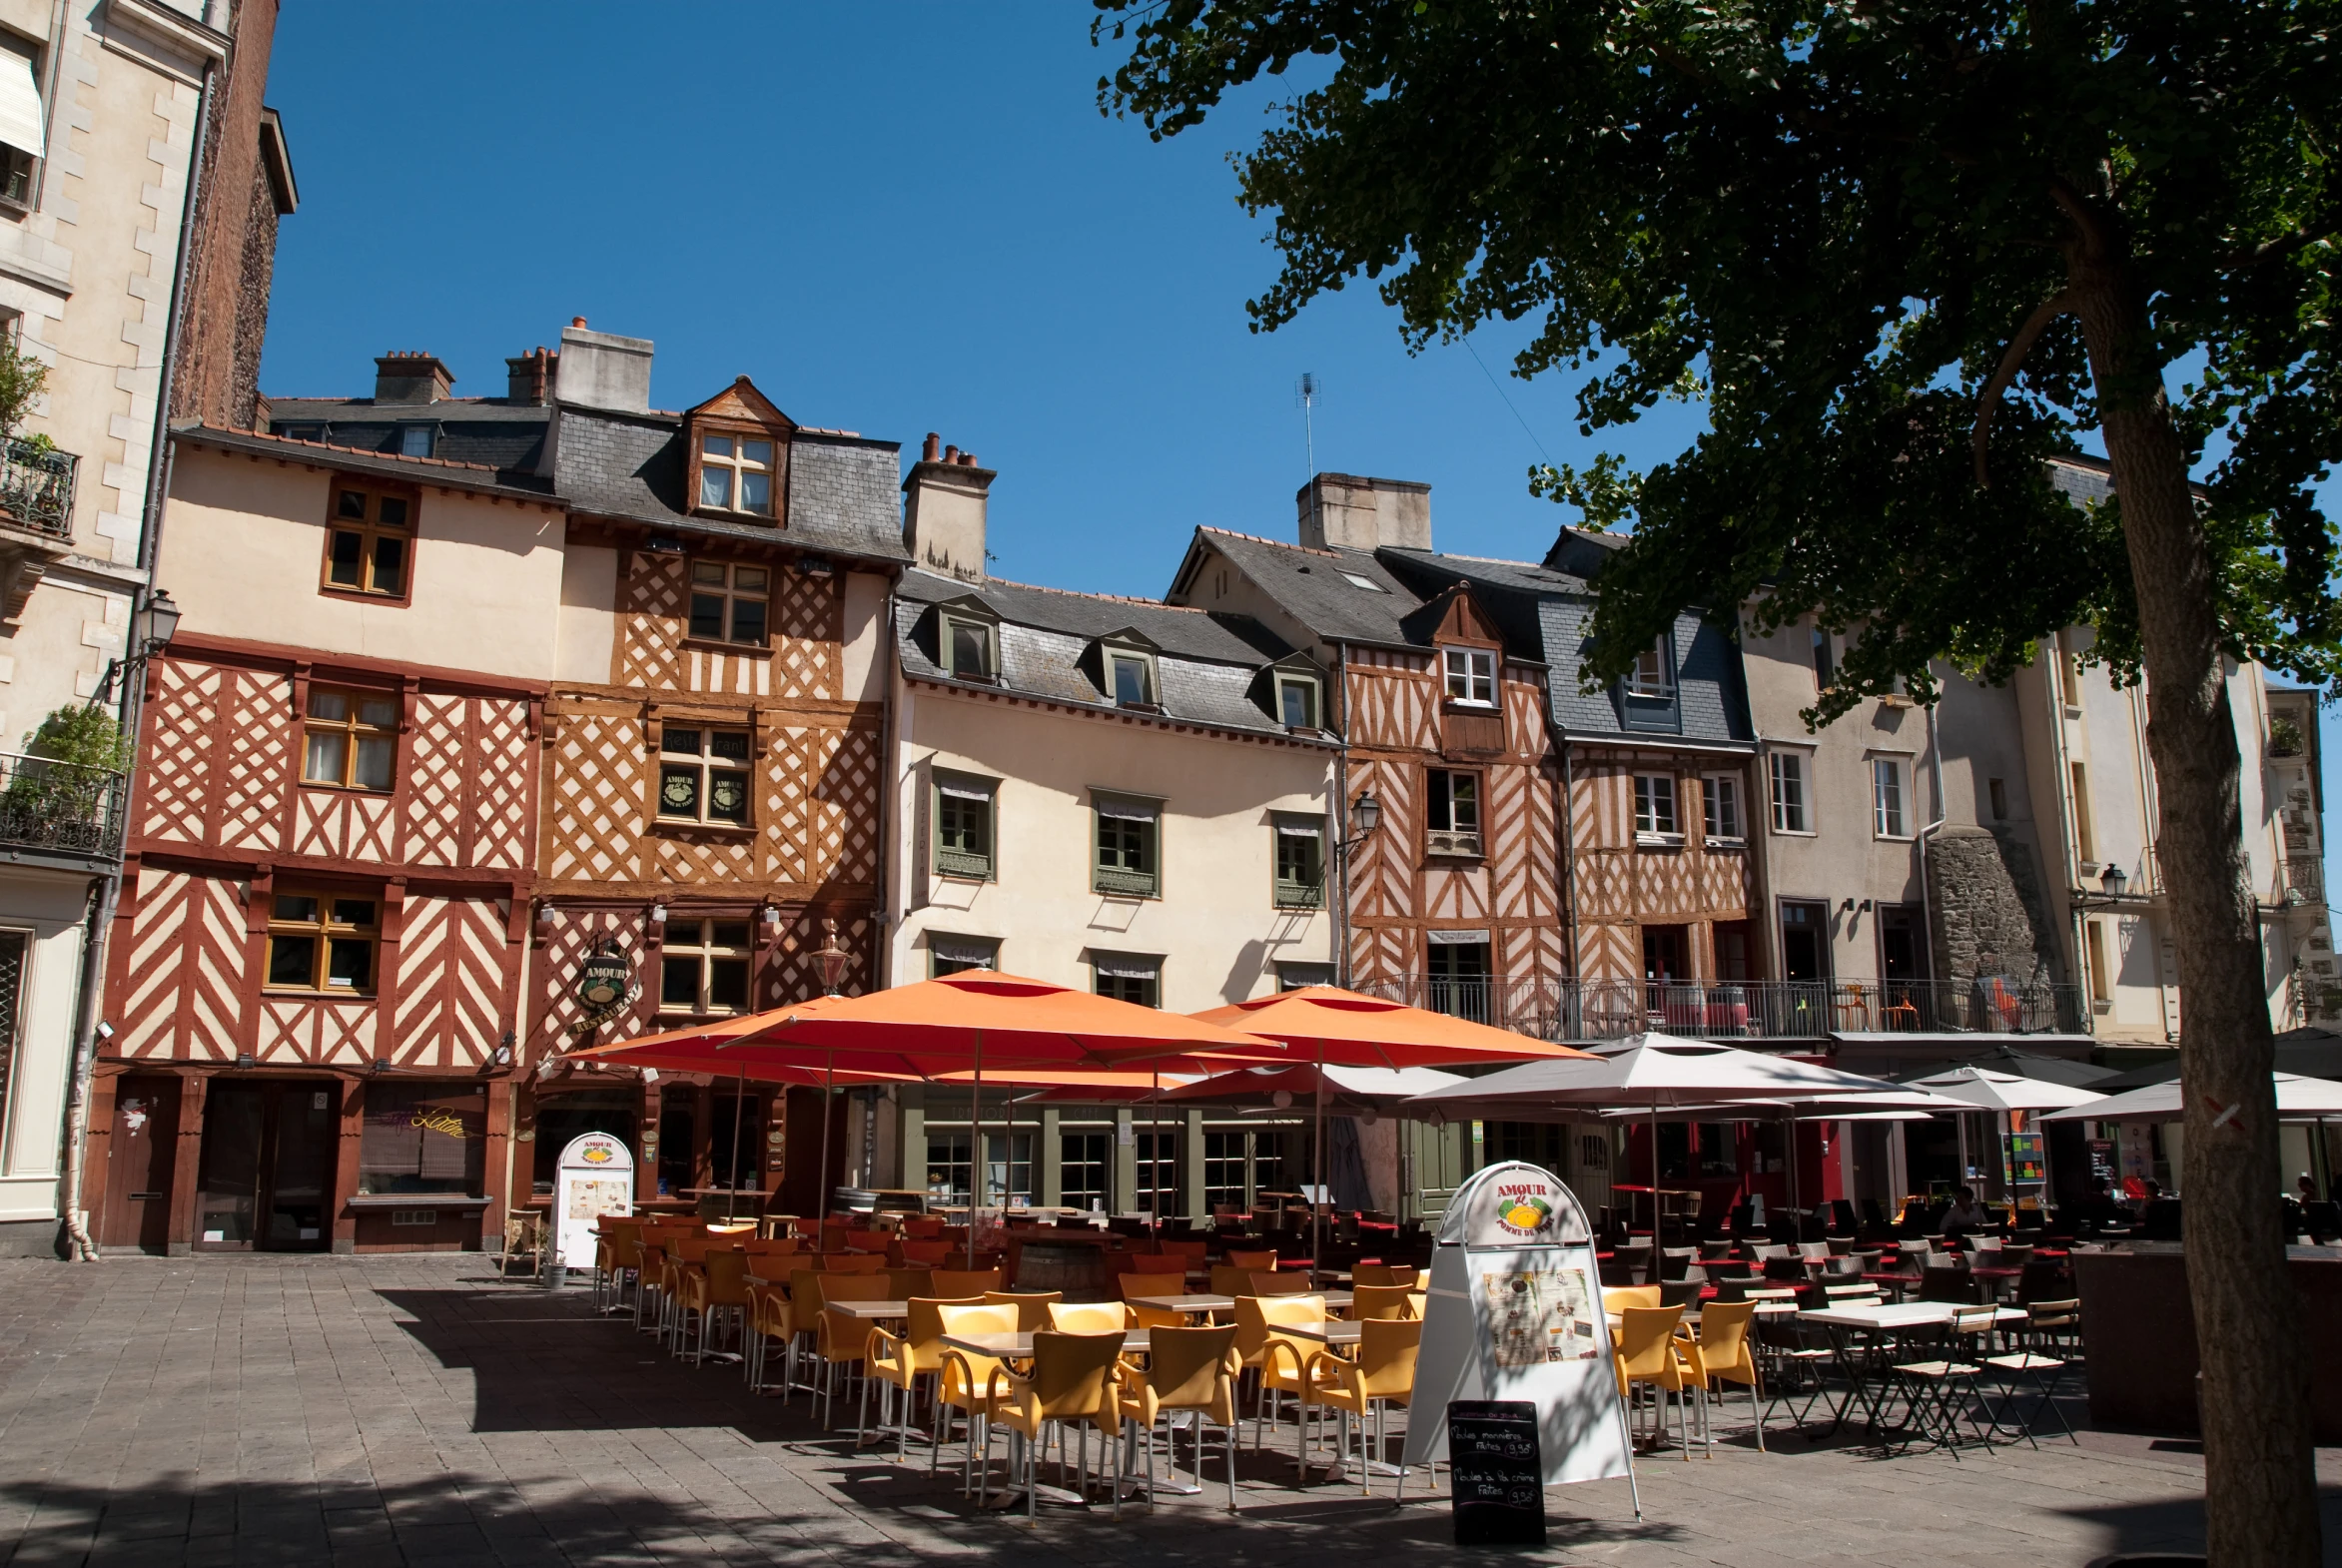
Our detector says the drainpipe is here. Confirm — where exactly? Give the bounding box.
[1332,641,1352,989]
[1916,691,1949,995]
[58,60,215,1261]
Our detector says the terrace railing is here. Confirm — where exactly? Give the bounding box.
[0,748,126,862]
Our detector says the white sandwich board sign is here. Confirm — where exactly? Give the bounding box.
[553,1132,634,1272]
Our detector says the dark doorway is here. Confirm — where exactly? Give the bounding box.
[195,1079,338,1251]
[1779,901,1830,982]
[708,1090,766,1195]
[1426,939,1492,1023]
[531,1090,640,1197]
[656,1087,697,1199]
[1879,904,1926,981]
[1641,925,1690,981]
[1712,921,1751,982]
[99,1075,180,1252]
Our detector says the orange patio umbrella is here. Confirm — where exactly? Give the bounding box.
[1185,986,1591,1279]
[586,971,1287,1257]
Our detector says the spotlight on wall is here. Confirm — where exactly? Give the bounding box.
[1271,1090,1293,1109]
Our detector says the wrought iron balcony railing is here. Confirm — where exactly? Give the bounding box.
[0,748,126,861]
[0,437,76,540]
[2280,856,2325,908]
[1352,974,2089,1043]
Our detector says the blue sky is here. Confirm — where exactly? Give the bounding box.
[260,5,2339,901]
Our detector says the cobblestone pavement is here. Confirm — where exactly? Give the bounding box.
[0,1254,2333,1566]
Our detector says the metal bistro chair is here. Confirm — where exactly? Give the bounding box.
[1892,1304,1999,1457]
[501,1209,546,1280]
[1981,1298,2080,1447]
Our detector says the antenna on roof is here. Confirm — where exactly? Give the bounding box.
[1294,373,1320,482]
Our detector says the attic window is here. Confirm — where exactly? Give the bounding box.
[943,615,994,680]
[1107,650,1155,708]
[1340,571,1385,592]
[698,432,775,516]
[1628,637,1676,697]
[1275,673,1319,731]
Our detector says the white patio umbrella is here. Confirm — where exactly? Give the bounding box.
[1402,1033,1915,1232]
[1906,1065,2108,1114]
[2039,1070,2342,1124]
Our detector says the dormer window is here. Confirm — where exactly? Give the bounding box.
[1443,647,1495,707]
[698,433,774,515]
[1109,650,1154,707]
[397,425,434,458]
[1628,636,1675,697]
[1276,674,1319,730]
[944,615,995,680]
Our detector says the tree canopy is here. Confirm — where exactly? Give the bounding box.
[1096,0,2342,720]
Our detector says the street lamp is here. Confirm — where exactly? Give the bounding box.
[2075,861,2132,910]
[94,587,182,704]
[1340,789,1380,851]
[815,917,849,997]
[2099,863,2128,900]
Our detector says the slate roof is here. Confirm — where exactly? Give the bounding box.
[170,423,563,505]
[2047,453,2114,506]
[1183,528,1427,647]
[553,408,909,563]
[266,396,553,489]
[895,567,1331,745]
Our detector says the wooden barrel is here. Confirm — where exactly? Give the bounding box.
[1013,1238,1112,1301]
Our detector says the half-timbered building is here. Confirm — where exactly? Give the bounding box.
[90,359,565,1253]
[526,323,903,1222]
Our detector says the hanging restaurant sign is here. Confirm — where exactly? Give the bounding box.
[567,940,638,1037]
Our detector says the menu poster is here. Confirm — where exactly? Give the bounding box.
[1447,1400,1546,1546]
[1482,1265,1599,1367]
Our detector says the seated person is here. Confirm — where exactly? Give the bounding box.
[1939,1185,1989,1238]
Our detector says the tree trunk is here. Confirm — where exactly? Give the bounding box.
[2069,228,2320,1566]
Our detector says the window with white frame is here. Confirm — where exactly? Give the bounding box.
[1769,750,1811,833]
[1703,773,1744,842]
[660,919,752,1015]
[698,432,775,516]
[658,726,752,826]
[1627,636,1675,697]
[1443,647,1496,706]
[1634,774,1679,840]
[1872,756,1911,839]
[1426,769,1482,856]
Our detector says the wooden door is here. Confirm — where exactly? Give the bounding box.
[99,1076,180,1252]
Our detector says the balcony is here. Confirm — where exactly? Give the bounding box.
[2280,857,2325,908]
[0,748,127,867]
[1353,974,2088,1043]
[0,437,78,621]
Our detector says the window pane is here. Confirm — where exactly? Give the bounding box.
[1428,769,1451,832]
[699,466,732,508]
[741,439,773,466]
[709,731,750,761]
[377,496,409,528]
[707,771,749,824]
[304,731,348,785]
[358,698,397,728]
[354,736,394,791]
[272,894,319,924]
[326,938,372,990]
[399,426,431,457]
[702,434,734,458]
[739,471,771,514]
[268,935,317,988]
[734,566,767,590]
[728,597,766,644]
[338,489,368,520]
[331,899,375,928]
[1113,657,1147,705]
[327,530,364,586]
[688,593,725,640]
[661,956,700,1009]
[950,622,989,675]
[1452,775,1479,831]
[371,535,406,595]
[662,726,702,756]
[307,688,349,721]
[710,922,751,950]
[1280,680,1314,728]
[1473,653,1495,702]
[707,957,749,1012]
[658,767,701,818]
[692,562,728,586]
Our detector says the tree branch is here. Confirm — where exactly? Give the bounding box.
[1972,290,2074,487]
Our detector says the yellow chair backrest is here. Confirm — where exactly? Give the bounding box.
[1351,1262,1419,1288]
[1232,1292,1325,1362]
[820,1273,893,1305]
[1138,1322,1239,1418]
[1405,1291,1428,1320]
[822,1253,888,1274]
[983,1289,1063,1330]
[1048,1300,1131,1333]
[1248,1270,1313,1296]
[705,1248,753,1303]
[1351,1283,1416,1320]
[786,1268,827,1334]
[1021,1329,1127,1418]
[885,1268,936,1299]
[1691,1298,1758,1383]
[904,1294,985,1358]
[1207,1265,1254,1297]
[1602,1285,1662,1313]
[935,1301,1021,1404]
[1614,1305,1686,1380]
[1224,1248,1277,1270]
[673,1233,718,1263]
[742,1237,799,1257]
[932,1268,1003,1298]
[1119,1271,1188,1302]
[1354,1315,1424,1399]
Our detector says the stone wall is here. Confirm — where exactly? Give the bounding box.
[1928,824,2063,984]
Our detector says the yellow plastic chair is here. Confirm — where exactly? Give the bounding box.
[933,1301,1021,1494]
[792,1271,888,1409]
[1248,1270,1314,1297]
[1680,1298,1765,1454]
[1117,1322,1241,1513]
[1303,1316,1425,1497]
[1351,1262,1419,1288]
[674,1248,752,1363]
[1404,1290,1427,1321]
[985,1329,1128,1521]
[817,1302,882,1431]
[1603,1285,1663,1313]
[1224,1247,1277,1271]
[1207,1264,1255,1298]
[744,1269,794,1393]
[1614,1304,1694,1459]
[1349,1283,1416,1320]
[865,1295,985,1460]
[591,1217,640,1309]
[821,1252,889,1274]
[1119,1271,1193,1330]
[1048,1300,1132,1334]
[885,1268,936,1300]
[1235,1293,1326,1450]
[982,1289,1063,1330]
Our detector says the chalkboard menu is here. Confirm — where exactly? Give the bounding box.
[1447,1399,1546,1546]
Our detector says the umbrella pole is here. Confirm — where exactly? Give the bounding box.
[1313,1042,1326,1289]
[728,1072,746,1224]
[967,1031,983,1269]
[814,1049,834,1238]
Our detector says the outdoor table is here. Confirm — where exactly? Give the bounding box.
[1276,1319,1362,1349]
[1799,1301,2025,1440]
[940,1328,1153,1360]
[825,1300,911,1321]
[1123,1290,1354,1318]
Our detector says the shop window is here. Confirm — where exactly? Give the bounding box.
[658,726,752,826]
[323,479,414,599]
[687,561,769,645]
[1135,1130,1179,1214]
[660,919,752,1015]
[708,1090,765,1191]
[265,889,379,994]
[1060,1130,1110,1211]
[657,1087,696,1198]
[926,1129,973,1204]
[302,687,397,792]
[988,1131,1036,1207]
[359,1083,486,1195]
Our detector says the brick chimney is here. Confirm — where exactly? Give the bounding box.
[374,352,454,404]
[552,321,653,414]
[1296,472,1432,551]
[504,347,557,405]
[902,431,994,582]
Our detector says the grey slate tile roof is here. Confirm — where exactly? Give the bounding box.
[2048,453,2114,506]
[171,423,561,504]
[554,409,910,563]
[266,396,553,489]
[895,567,1331,745]
[1188,529,1427,646]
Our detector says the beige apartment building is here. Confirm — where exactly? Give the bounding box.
[880,438,1339,1219]
[0,0,286,1252]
